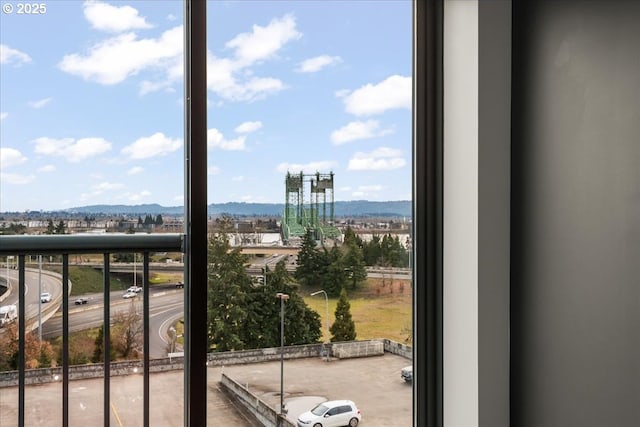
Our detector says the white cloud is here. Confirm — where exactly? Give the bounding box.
[80,181,126,201]
[58,26,183,86]
[0,44,32,65]
[207,54,285,102]
[208,166,221,175]
[348,147,406,171]
[0,112,7,120]
[207,14,301,102]
[358,185,384,192]
[235,121,262,134]
[0,172,34,185]
[125,190,151,201]
[232,175,245,182]
[33,137,112,162]
[121,132,182,159]
[38,165,56,173]
[83,1,152,33]
[93,181,125,191]
[207,128,246,151]
[296,55,342,73]
[226,14,301,66]
[1,148,28,169]
[28,97,52,109]
[330,120,393,145]
[341,75,411,116]
[127,166,144,175]
[276,161,337,174]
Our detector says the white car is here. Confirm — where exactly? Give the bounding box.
[122,291,138,299]
[401,365,413,383]
[297,399,361,427]
[40,292,52,303]
[127,285,143,293]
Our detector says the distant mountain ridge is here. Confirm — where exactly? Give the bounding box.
[60,201,411,217]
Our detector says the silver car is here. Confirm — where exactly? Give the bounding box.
[401,365,413,383]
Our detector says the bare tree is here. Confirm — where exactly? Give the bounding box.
[113,300,143,359]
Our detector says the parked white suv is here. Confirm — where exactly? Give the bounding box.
[297,399,361,427]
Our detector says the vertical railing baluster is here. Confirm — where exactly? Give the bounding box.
[143,252,150,427]
[62,254,69,427]
[103,253,111,427]
[18,255,25,427]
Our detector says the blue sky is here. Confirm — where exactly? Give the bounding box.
[0,0,412,213]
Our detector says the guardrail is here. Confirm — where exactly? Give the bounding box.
[0,233,184,427]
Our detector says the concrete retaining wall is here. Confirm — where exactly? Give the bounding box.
[0,339,412,387]
[0,358,184,387]
[206,342,325,366]
[332,340,384,359]
[220,373,296,427]
[382,338,412,359]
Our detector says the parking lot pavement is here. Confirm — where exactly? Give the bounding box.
[0,353,412,427]
[213,353,413,426]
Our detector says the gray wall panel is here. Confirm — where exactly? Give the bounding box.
[478,1,511,426]
[511,1,640,426]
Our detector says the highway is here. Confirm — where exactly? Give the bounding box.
[1,267,184,359]
[42,285,185,358]
[0,268,64,332]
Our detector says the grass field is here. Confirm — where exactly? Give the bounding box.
[303,278,412,344]
[40,266,183,296]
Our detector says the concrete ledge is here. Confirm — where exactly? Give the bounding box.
[220,373,296,427]
[332,340,384,359]
[382,338,413,359]
[206,342,325,366]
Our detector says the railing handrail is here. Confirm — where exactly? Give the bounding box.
[0,233,184,255]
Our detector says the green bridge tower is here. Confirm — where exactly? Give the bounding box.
[282,171,341,244]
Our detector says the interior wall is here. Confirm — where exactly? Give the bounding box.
[511,1,640,425]
[443,1,478,426]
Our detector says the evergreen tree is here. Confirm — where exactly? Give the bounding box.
[206,227,322,352]
[321,246,347,297]
[54,220,66,234]
[243,261,321,348]
[342,240,367,291]
[92,324,116,363]
[207,230,252,352]
[45,219,55,235]
[330,288,356,342]
[294,228,323,287]
[363,234,382,266]
[155,214,163,225]
[380,234,406,267]
[342,226,363,248]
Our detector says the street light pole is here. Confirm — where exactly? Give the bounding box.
[276,292,289,426]
[310,290,330,361]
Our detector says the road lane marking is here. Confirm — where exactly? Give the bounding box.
[110,402,124,427]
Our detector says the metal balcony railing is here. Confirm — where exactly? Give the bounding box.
[0,233,184,427]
